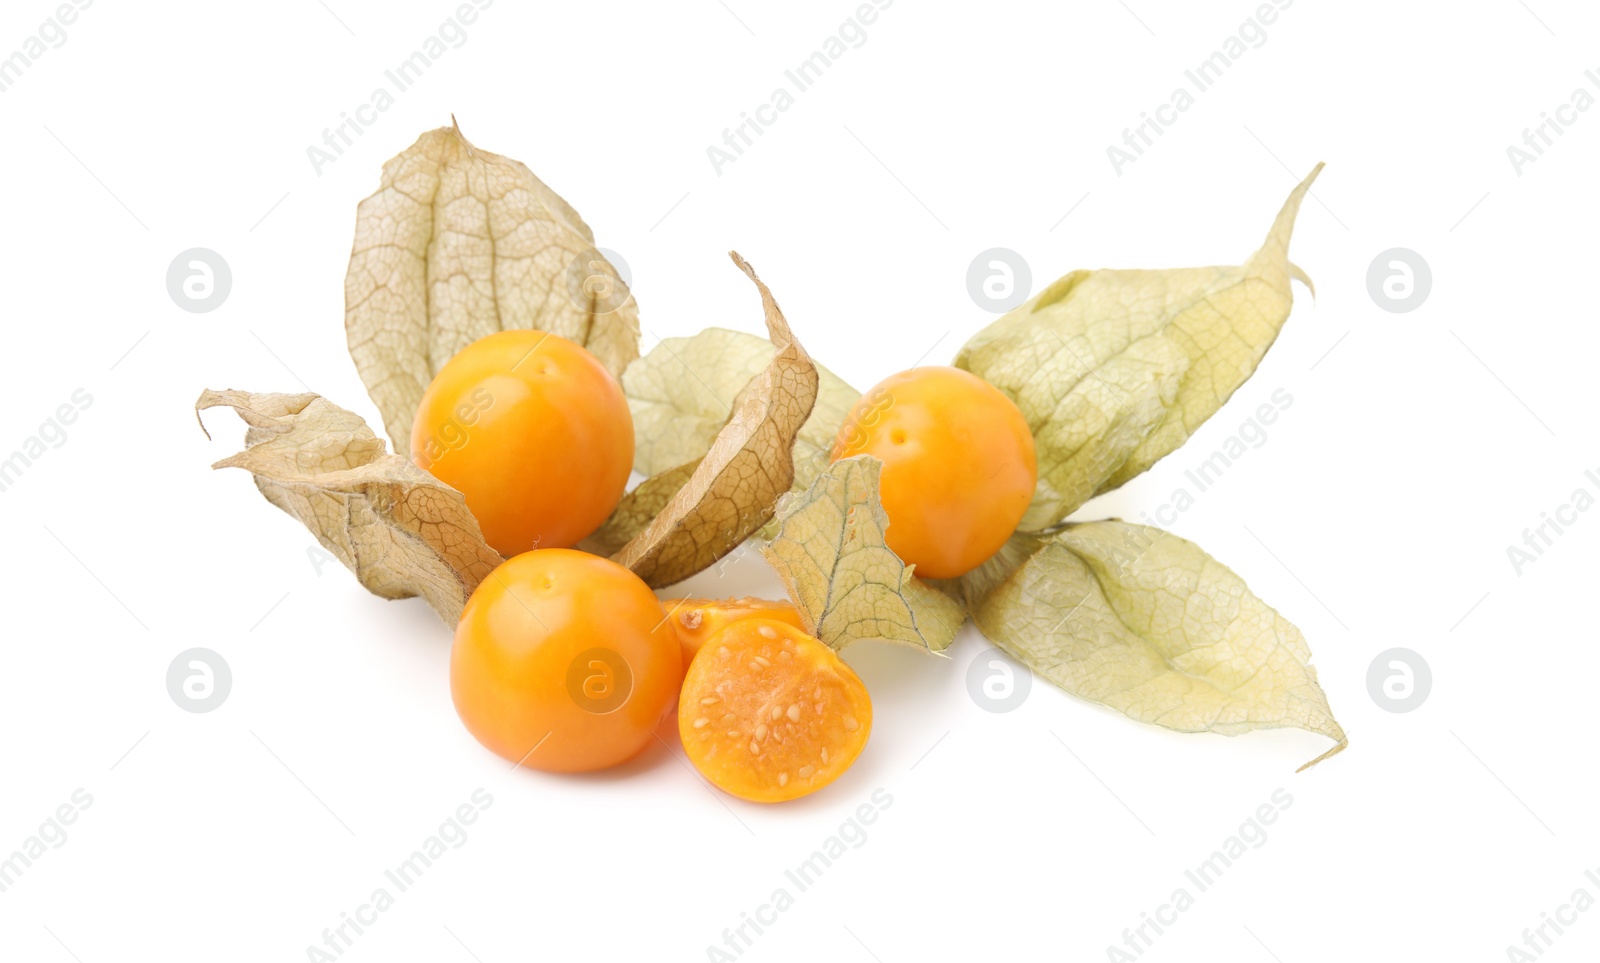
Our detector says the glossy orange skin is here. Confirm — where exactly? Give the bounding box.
[452,549,682,773]
[659,597,807,668]
[830,366,1036,579]
[412,330,633,557]
[679,618,871,803]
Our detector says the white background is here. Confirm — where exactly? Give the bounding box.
[1,1,1595,961]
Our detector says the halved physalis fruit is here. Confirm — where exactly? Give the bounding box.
[659,597,807,667]
[678,617,871,803]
